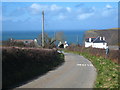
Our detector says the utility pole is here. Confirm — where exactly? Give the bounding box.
[77,35,79,45]
[42,11,44,47]
[54,31,56,40]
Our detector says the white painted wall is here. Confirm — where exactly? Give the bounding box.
[92,43,107,49]
[85,42,93,47]
[85,42,107,49]
[64,44,68,48]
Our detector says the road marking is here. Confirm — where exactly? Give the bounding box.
[90,64,93,66]
[87,64,89,66]
[77,64,81,66]
[77,64,93,67]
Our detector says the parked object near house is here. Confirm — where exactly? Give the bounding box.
[106,46,109,55]
[108,45,119,50]
[85,36,107,49]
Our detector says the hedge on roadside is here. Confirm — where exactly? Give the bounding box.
[2,47,64,89]
[66,46,119,64]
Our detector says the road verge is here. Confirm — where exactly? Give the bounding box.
[64,50,119,88]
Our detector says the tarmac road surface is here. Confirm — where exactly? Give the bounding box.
[18,52,97,88]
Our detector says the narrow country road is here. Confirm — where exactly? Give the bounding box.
[18,52,97,88]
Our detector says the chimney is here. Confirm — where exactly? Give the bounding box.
[89,38,91,42]
[103,37,105,40]
[100,37,102,40]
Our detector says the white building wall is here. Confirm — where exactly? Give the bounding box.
[85,42,107,49]
[85,42,93,47]
[92,43,107,49]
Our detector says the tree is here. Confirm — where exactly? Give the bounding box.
[37,33,56,48]
[55,32,65,43]
[37,32,65,48]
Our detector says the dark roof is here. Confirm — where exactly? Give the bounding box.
[14,40,33,42]
[85,36,106,43]
[85,37,96,38]
[93,36,106,43]
[93,40,106,43]
[85,38,96,42]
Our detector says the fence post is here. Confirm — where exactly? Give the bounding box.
[106,46,109,58]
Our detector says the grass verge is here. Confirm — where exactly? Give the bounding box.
[64,50,119,88]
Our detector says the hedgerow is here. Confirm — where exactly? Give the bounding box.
[66,45,119,64]
[2,47,64,89]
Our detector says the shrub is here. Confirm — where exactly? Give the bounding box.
[2,47,64,89]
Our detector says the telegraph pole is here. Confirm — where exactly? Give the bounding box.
[77,35,79,45]
[54,31,56,40]
[42,11,44,47]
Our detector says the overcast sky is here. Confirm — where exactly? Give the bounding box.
[2,2,118,31]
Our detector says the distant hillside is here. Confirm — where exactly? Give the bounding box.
[84,28,119,45]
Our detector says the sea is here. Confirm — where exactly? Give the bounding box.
[2,30,86,45]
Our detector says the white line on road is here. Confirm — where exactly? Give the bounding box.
[77,64,93,67]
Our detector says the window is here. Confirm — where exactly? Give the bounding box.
[25,41,28,43]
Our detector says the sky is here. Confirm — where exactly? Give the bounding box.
[2,2,118,31]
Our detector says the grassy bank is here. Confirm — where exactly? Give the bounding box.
[2,47,64,89]
[66,46,119,64]
[64,50,119,88]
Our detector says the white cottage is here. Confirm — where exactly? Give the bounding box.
[58,41,68,48]
[85,36,107,49]
[13,39,34,45]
